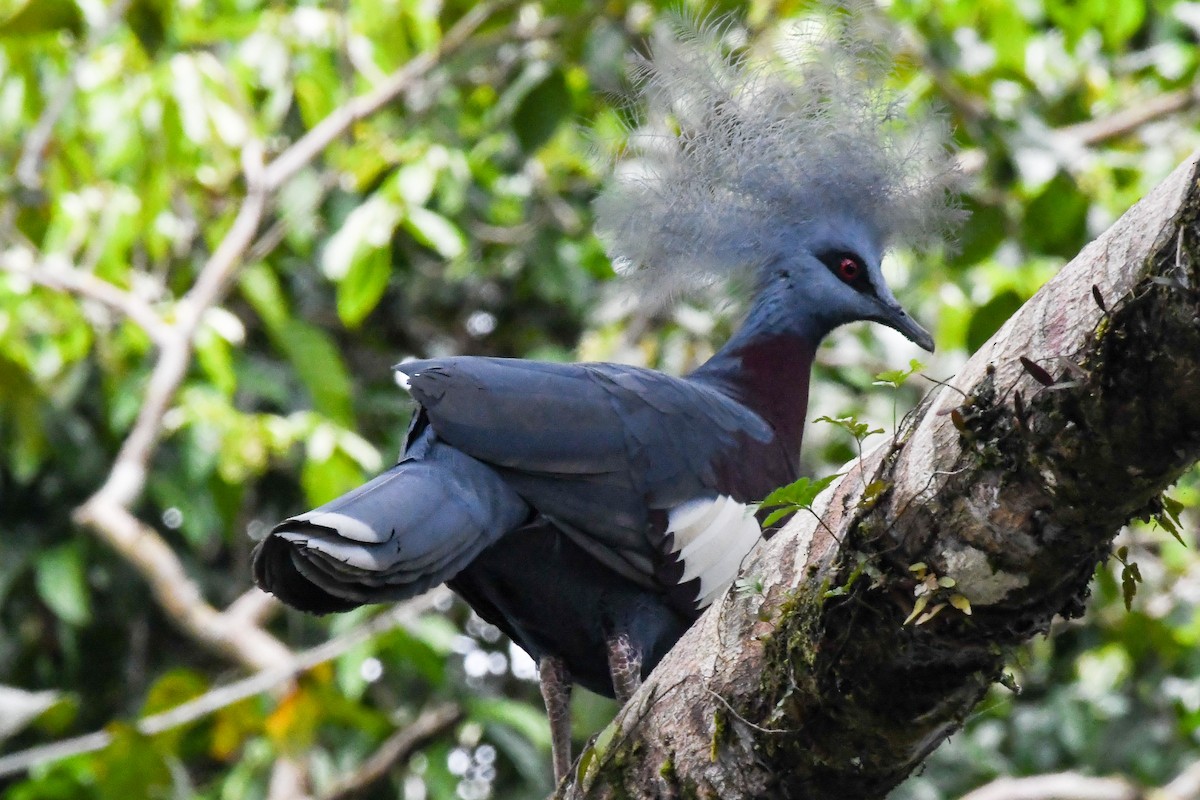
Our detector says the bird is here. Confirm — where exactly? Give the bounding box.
[252,10,961,785]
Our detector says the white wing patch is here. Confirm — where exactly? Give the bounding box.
[666,495,762,610]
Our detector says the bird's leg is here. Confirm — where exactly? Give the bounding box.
[605,632,643,706]
[538,655,573,785]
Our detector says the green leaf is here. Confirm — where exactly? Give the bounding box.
[761,507,792,528]
[336,245,391,328]
[34,543,91,626]
[761,473,841,511]
[238,263,288,333]
[513,67,571,153]
[950,593,973,615]
[1099,0,1145,49]
[814,415,884,442]
[0,0,83,37]
[967,290,1023,353]
[469,697,551,749]
[873,359,924,389]
[1022,172,1088,259]
[127,0,171,57]
[301,443,365,507]
[94,723,171,800]
[904,593,930,625]
[950,196,1007,268]
[403,206,466,259]
[279,320,354,426]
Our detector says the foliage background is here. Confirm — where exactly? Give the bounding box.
[0,0,1197,798]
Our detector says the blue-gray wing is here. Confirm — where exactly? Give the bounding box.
[396,357,773,583]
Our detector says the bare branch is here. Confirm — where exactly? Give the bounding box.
[268,757,313,800]
[15,0,134,191]
[1163,760,1200,800]
[85,143,268,512]
[0,591,450,780]
[225,587,282,629]
[1059,85,1200,147]
[1,256,170,346]
[957,773,1139,800]
[319,703,464,800]
[72,499,290,672]
[957,758,1200,800]
[956,86,1200,176]
[261,1,508,192]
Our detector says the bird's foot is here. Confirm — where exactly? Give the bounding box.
[538,655,573,785]
[606,632,643,706]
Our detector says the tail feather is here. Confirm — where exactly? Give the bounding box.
[254,439,529,614]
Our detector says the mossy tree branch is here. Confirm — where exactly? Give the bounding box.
[563,153,1200,800]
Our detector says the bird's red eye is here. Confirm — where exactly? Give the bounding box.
[838,257,861,283]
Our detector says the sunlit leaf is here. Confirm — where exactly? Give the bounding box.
[34,543,91,626]
[404,206,466,259]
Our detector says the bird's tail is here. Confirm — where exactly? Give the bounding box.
[253,439,529,614]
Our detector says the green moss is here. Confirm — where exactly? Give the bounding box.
[710,708,727,762]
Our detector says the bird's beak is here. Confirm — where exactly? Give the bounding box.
[872,299,935,353]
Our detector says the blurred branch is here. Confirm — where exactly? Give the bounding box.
[268,757,313,800]
[80,143,268,515]
[956,85,1200,176]
[0,686,61,743]
[319,703,464,800]
[72,501,290,671]
[70,0,513,679]
[261,0,509,192]
[15,0,134,192]
[1,256,170,346]
[0,592,450,781]
[1058,85,1200,147]
[957,773,1139,800]
[1163,760,1200,800]
[957,758,1200,800]
[225,587,283,629]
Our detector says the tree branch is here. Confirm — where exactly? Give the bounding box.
[68,2,511,676]
[955,85,1200,176]
[1058,85,1200,147]
[0,591,450,780]
[14,0,134,192]
[260,1,508,193]
[957,758,1200,800]
[566,153,1200,798]
[318,703,464,800]
[957,772,1139,800]
[1,255,170,346]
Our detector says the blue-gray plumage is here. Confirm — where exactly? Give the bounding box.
[252,10,962,784]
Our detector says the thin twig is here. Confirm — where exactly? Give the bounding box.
[1059,85,1200,146]
[66,0,512,684]
[15,0,135,191]
[6,257,170,346]
[72,499,291,672]
[79,144,267,516]
[261,1,508,192]
[319,703,464,800]
[955,85,1200,176]
[64,1,514,680]
[0,592,449,780]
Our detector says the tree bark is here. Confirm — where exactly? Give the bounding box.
[563,152,1200,799]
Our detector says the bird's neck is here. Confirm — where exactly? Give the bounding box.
[689,299,821,449]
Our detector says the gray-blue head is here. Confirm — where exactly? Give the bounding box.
[594,10,961,352]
